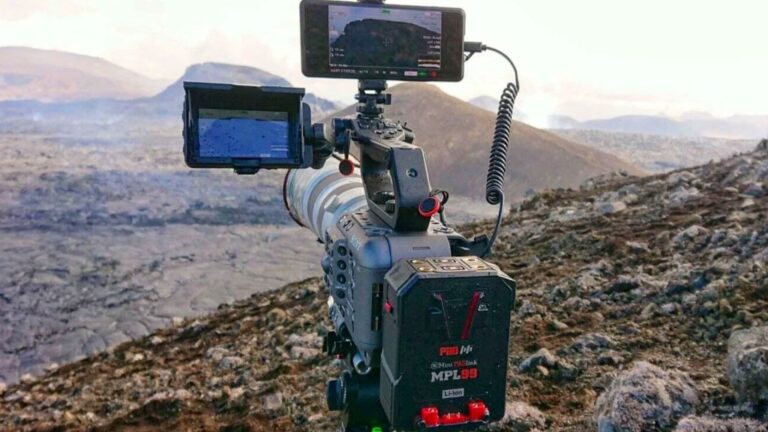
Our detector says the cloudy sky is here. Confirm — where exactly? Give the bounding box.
[1,0,766,123]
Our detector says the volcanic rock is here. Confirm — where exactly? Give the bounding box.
[1,146,766,431]
[595,361,699,432]
[490,401,547,432]
[674,416,768,432]
[727,326,768,404]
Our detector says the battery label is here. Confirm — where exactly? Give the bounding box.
[430,367,479,383]
[442,388,465,399]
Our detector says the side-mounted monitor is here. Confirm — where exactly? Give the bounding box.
[301,0,465,82]
[183,82,310,173]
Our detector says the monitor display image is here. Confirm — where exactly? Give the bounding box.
[197,109,290,159]
[328,4,442,75]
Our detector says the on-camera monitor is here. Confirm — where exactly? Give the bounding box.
[198,109,290,159]
[183,82,306,170]
[301,0,465,82]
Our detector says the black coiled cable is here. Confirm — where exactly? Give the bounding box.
[486,80,518,205]
[467,44,520,257]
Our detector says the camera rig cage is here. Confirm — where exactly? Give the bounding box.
[182,0,521,430]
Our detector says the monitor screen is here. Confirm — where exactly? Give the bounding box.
[198,109,290,159]
[301,0,465,82]
[328,4,442,77]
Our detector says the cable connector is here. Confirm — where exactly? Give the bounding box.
[464,41,486,54]
[464,42,486,61]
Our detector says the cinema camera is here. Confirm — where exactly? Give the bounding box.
[182,0,520,430]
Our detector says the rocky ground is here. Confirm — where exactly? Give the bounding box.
[0,141,766,431]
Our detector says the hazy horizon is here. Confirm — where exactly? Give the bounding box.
[1,0,767,125]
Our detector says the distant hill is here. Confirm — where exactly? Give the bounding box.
[0,61,341,125]
[547,115,581,129]
[461,107,768,141]
[0,47,164,102]
[149,62,291,106]
[679,114,768,140]
[468,95,532,125]
[144,62,339,119]
[333,83,644,200]
[552,129,756,172]
[579,115,695,137]
[468,95,499,112]
[554,112,768,140]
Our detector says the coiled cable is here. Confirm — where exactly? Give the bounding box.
[465,44,520,257]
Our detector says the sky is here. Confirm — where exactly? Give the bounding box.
[1,0,767,125]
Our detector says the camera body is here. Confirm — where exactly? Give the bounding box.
[182,1,517,430]
[285,154,514,430]
[281,91,515,430]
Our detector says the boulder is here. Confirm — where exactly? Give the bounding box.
[670,187,702,206]
[674,416,768,432]
[673,225,709,248]
[489,401,547,432]
[519,349,558,372]
[570,333,617,352]
[217,356,245,370]
[595,361,699,432]
[757,138,767,153]
[595,201,628,215]
[290,346,320,359]
[743,182,765,197]
[518,348,579,382]
[727,326,768,404]
[262,391,283,411]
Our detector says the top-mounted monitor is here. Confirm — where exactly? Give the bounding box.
[301,0,466,82]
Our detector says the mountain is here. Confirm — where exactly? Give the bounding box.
[578,115,696,137]
[553,112,768,140]
[0,47,164,102]
[149,62,291,107]
[680,114,768,140]
[333,83,644,200]
[547,114,581,129]
[553,129,756,172]
[2,144,766,431]
[468,95,499,112]
[140,62,340,119]
[468,95,535,125]
[0,61,342,125]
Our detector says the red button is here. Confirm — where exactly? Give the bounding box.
[338,159,355,176]
[384,301,393,314]
[420,407,439,427]
[418,196,441,218]
[468,401,488,421]
[441,412,469,425]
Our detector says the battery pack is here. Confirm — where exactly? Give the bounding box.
[380,256,515,431]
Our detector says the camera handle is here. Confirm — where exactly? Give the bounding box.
[330,80,434,232]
